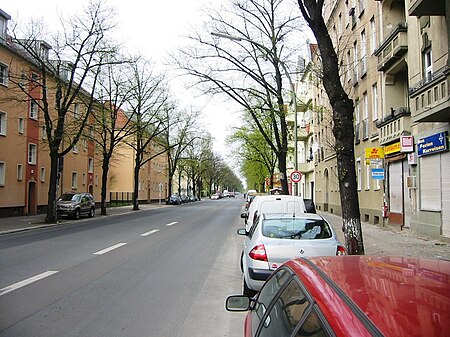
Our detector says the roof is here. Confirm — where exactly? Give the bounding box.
[286,256,450,337]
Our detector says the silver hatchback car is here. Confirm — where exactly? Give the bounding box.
[238,213,346,297]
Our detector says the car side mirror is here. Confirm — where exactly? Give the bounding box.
[225,295,251,312]
[237,228,248,236]
[240,212,248,219]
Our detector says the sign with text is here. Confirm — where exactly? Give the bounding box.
[290,171,302,183]
[417,132,448,157]
[401,136,414,152]
[384,142,401,155]
[371,168,385,180]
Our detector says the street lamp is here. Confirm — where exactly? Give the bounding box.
[211,32,299,195]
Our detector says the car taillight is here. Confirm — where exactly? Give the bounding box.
[336,245,347,256]
[249,244,268,261]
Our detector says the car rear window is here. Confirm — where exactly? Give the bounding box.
[262,219,332,239]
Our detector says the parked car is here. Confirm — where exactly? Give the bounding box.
[56,192,96,219]
[238,213,346,297]
[241,195,307,231]
[168,195,182,205]
[226,256,450,337]
[211,193,220,200]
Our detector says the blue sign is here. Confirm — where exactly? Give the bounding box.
[371,168,385,180]
[417,132,448,157]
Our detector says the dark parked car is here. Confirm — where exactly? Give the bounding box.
[168,195,182,205]
[226,256,450,337]
[56,192,95,219]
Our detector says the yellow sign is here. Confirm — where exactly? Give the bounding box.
[365,147,385,159]
[384,142,401,155]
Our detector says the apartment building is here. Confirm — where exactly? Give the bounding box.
[296,0,449,240]
[0,9,105,216]
[0,9,170,215]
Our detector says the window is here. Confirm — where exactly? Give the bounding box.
[360,30,366,75]
[73,103,80,119]
[251,268,292,335]
[73,144,78,154]
[423,49,433,81]
[372,83,378,121]
[88,158,94,173]
[0,62,8,86]
[95,174,99,186]
[338,13,342,37]
[258,278,311,337]
[295,309,327,337]
[18,117,24,134]
[41,126,46,140]
[0,162,5,186]
[28,143,37,165]
[40,167,45,182]
[353,41,358,81]
[30,100,38,119]
[82,173,86,185]
[0,111,6,135]
[365,163,370,190]
[17,164,23,181]
[370,17,377,53]
[355,98,360,124]
[71,172,78,189]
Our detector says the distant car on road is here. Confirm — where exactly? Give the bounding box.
[239,213,345,297]
[226,256,450,337]
[56,192,96,219]
[211,193,220,200]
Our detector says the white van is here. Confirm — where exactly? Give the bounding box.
[241,195,307,231]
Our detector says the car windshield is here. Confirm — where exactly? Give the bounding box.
[59,194,80,202]
[262,218,332,239]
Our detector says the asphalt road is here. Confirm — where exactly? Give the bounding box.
[0,198,247,337]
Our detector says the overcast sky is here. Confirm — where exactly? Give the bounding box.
[2,0,240,159]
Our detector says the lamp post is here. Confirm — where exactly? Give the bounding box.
[211,32,299,195]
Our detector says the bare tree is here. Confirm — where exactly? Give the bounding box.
[163,106,200,199]
[175,0,306,194]
[89,54,136,215]
[297,0,364,254]
[8,0,118,223]
[125,59,171,211]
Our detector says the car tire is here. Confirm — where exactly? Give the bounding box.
[88,207,95,218]
[74,209,80,220]
[243,279,258,298]
[240,251,244,273]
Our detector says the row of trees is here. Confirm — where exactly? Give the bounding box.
[7,0,241,223]
[176,0,364,254]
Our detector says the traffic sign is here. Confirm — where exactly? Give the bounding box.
[290,171,302,183]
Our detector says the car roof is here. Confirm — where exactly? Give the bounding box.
[261,213,323,220]
[284,256,450,337]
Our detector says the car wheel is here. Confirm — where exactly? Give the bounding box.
[240,251,244,273]
[243,279,258,298]
[88,207,95,218]
[74,209,80,220]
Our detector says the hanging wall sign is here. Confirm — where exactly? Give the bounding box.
[417,132,448,157]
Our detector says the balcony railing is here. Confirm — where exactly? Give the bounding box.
[376,107,411,145]
[375,22,408,72]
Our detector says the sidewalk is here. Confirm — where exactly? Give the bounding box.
[321,212,450,260]
[0,203,170,235]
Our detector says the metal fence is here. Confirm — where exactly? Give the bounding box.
[109,192,134,206]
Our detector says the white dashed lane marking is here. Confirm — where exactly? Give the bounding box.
[93,243,127,255]
[140,229,160,237]
[0,271,59,296]
[165,222,178,227]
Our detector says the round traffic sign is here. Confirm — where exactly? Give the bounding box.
[290,171,302,183]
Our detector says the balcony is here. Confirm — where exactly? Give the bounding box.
[409,66,450,123]
[409,0,446,16]
[376,107,411,145]
[375,23,408,72]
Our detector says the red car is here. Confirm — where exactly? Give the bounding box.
[226,256,450,337]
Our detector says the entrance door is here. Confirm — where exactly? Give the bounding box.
[324,169,329,212]
[388,161,403,226]
[28,181,37,214]
[442,152,450,237]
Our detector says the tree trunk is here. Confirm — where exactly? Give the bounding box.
[297,0,364,254]
[132,155,140,211]
[100,154,111,215]
[45,153,59,223]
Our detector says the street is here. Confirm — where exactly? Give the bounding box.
[1,197,450,337]
[0,198,246,337]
